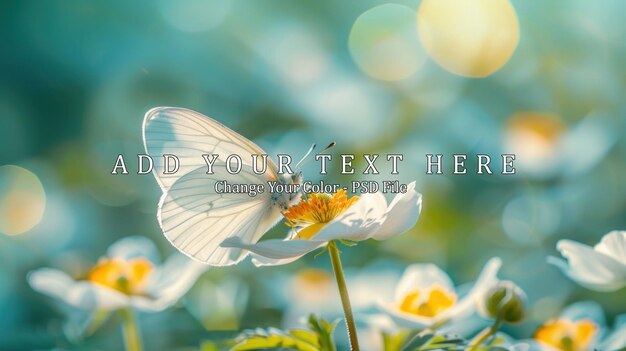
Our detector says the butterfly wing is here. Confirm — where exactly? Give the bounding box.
[143,107,281,265]
[143,107,279,190]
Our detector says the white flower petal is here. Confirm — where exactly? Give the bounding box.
[372,182,422,240]
[362,314,398,334]
[394,263,455,301]
[594,231,626,265]
[250,253,306,267]
[312,192,388,242]
[28,268,75,301]
[559,301,605,327]
[376,263,453,328]
[551,239,626,291]
[515,340,554,351]
[221,236,325,260]
[443,257,502,321]
[107,236,161,264]
[599,313,626,351]
[378,259,501,330]
[28,268,130,311]
[377,300,434,329]
[136,254,207,312]
[438,313,489,338]
[509,343,532,351]
[68,283,130,311]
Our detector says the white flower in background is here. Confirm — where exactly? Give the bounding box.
[548,231,626,292]
[28,236,206,312]
[222,183,422,266]
[504,112,616,179]
[515,301,626,351]
[379,258,501,330]
[272,264,400,329]
[359,314,399,351]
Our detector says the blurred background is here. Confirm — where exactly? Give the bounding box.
[1,0,625,349]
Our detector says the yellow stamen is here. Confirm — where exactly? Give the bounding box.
[399,286,456,318]
[88,258,153,295]
[535,318,597,351]
[284,189,358,240]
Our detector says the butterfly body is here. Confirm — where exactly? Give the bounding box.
[271,173,304,211]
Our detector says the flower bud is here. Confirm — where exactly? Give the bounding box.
[478,280,526,323]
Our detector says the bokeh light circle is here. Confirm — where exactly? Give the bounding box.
[505,111,565,177]
[349,4,426,81]
[0,165,46,236]
[417,0,520,78]
[158,0,231,32]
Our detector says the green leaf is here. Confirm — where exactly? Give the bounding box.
[401,330,435,351]
[230,332,319,351]
[382,330,409,351]
[229,315,339,351]
[401,330,467,351]
[200,340,219,351]
[289,329,320,346]
[307,314,339,351]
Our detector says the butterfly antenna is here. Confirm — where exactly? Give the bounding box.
[295,141,336,171]
[320,141,336,154]
[295,143,317,170]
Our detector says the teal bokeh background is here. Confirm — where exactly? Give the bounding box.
[1,0,625,349]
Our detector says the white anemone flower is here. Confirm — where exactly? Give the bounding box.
[28,236,206,312]
[379,257,502,330]
[221,182,422,266]
[548,230,626,292]
[513,301,626,351]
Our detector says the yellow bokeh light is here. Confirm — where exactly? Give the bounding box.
[349,4,426,81]
[291,268,334,304]
[506,111,564,160]
[0,165,46,236]
[417,0,520,78]
[505,111,565,176]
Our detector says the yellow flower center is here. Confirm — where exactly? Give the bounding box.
[87,258,153,295]
[398,286,456,318]
[535,318,597,351]
[284,189,358,240]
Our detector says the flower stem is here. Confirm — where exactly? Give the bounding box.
[328,240,360,351]
[468,317,501,351]
[120,308,143,351]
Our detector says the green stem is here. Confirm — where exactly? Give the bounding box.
[120,308,143,351]
[328,241,360,351]
[468,318,501,351]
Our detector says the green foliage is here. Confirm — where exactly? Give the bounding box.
[474,335,510,351]
[229,315,338,351]
[382,330,410,351]
[306,314,339,351]
[401,331,466,351]
[200,340,220,351]
[378,327,514,351]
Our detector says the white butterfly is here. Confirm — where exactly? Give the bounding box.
[142,107,310,266]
